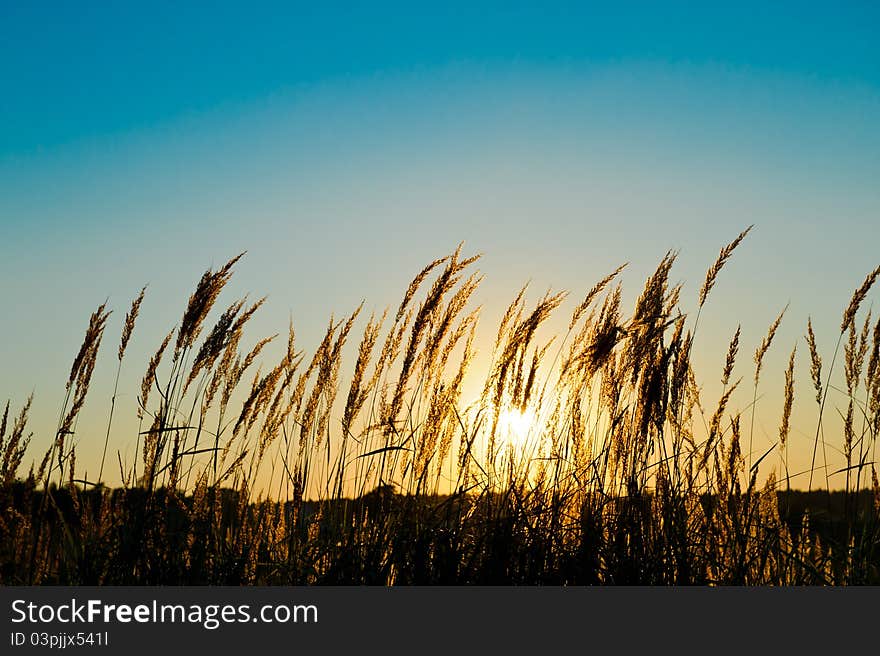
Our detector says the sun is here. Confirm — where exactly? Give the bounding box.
[496,406,539,448]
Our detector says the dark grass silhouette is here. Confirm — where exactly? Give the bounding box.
[2,234,879,584]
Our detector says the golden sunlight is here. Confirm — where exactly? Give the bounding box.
[496,406,539,449]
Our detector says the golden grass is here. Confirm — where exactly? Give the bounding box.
[1,231,879,585]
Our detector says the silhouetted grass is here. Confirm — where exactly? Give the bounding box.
[1,234,879,584]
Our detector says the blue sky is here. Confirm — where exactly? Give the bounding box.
[1,2,879,487]
[3,2,879,153]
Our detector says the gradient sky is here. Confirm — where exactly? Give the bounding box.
[2,2,879,489]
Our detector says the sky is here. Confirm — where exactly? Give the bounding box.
[1,2,879,490]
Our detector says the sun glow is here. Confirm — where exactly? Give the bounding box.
[496,406,539,448]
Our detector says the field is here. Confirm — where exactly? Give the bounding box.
[2,232,879,585]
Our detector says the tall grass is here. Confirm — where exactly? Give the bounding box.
[1,234,879,584]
